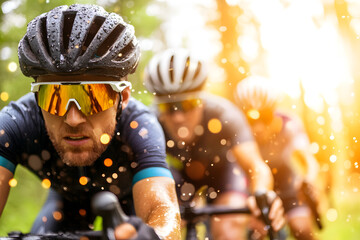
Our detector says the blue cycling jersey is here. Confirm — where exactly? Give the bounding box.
[0,93,172,203]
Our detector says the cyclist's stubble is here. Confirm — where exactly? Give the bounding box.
[42,106,117,167]
[49,123,115,167]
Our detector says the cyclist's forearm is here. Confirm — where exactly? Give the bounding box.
[250,162,274,193]
[0,166,13,217]
[232,142,274,193]
[133,177,181,240]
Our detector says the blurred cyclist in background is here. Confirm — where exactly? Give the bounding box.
[0,4,180,239]
[143,48,285,240]
[235,76,320,240]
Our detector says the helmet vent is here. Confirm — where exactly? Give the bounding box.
[62,12,76,54]
[81,16,105,56]
[156,62,164,86]
[193,61,202,80]
[113,42,134,61]
[40,17,51,57]
[95,24,125,58]
[169,55,175,83]
[182,56,190,82]
[22,36,37,62]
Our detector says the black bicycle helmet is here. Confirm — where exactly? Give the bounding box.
[143,48,208,96]
[18,4,140,79]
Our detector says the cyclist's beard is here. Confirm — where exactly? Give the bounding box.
[46,123,116,167]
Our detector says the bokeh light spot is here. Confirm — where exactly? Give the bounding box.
[0,92,9,102]
[79,209,86,216]
[208,118,222,134]
[79,176,88,185]
[185,161,205,180]
[42,179,51,189]
[8,178,17,187]
[104,158,113,167]
[326,208,338,222]
[309,142,319,154]
[167,140,175,148]
[100,133,111,144]
[130,121,139,129]
[247,109,260,120]
[330,155,337,163]
[344,160,351,169]
[194,125,204,136]
[8,62,17,72]
[180,182,195,201]
[178,127,189,138]
[53,211,62,221]
[316,116,325,125]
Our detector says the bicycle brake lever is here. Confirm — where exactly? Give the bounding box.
[255,191,280,240]
[92,191,129,240]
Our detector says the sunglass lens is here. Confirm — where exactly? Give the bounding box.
[37,84,118,116]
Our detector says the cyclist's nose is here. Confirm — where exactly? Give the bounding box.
[170,110,186,123]
[64,103,86,127]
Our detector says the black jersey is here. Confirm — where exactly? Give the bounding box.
[0,93,172,204]
[162,93,254,202]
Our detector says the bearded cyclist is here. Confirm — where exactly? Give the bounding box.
[143,48,285,240]
[235,76,320,240]
[0,4,180,240]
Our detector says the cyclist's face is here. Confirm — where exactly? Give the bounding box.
[39,75,130,166]
[159,100,204,145]
[249,115,282,144]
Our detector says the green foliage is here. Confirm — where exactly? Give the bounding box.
[0,166,48,235]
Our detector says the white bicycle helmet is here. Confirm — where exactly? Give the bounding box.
[235,75,279,113]
[143,48,208,96]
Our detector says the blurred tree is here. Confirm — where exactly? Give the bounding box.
[213,1,249,102]
[335,0,360,175]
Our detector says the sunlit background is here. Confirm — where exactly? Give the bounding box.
[1,0,360,238]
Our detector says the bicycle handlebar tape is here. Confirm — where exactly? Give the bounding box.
[91,191,129,240]
[301,181,323,230]
[127,216,161,240]
[255,191,280,240]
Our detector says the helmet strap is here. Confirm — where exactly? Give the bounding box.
[116,93,123,121]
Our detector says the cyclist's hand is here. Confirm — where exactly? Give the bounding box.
[115,216,161,240]
[115,222,137,239]
[247,191,285,231]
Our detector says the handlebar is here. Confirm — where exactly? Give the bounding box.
[91,191,129,240]
[255,191,280,240]
[300,181,323,230]
[181,191,281,240]
[4,191,159,240]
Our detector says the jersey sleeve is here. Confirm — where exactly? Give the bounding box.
[0,93,44,173]
[284,116,311,152]
[119,98,173,185]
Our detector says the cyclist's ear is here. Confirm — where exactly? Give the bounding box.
[120,87,131,110]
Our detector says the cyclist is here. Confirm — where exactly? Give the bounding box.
[235,76,320,240]
[0,4,180,240]
[143,48,285,240]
